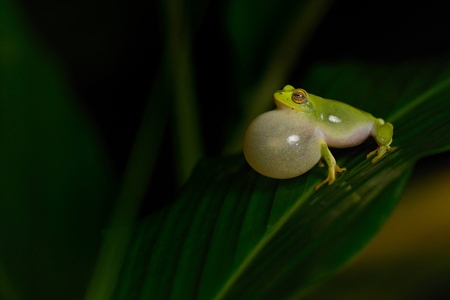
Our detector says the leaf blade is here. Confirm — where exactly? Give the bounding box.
[113,59,450,299]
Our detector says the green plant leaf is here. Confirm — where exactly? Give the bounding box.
[0,1,113,299]
[108,58,450,299]
[224,0,334,153]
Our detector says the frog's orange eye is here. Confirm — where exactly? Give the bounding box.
[292,89,307,104]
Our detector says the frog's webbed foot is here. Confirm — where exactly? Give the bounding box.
[367,120,396,163]
[315,140,347,190]
[366,144,397,163]
[315,164,346,190]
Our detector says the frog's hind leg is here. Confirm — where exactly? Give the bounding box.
[315,140,346,190]
[367,119,397,163]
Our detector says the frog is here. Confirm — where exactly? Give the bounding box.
[243,85,396,190]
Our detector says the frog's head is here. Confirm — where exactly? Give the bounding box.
[273,85,315,114]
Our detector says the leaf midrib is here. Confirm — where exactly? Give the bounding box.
[213,188,316,299]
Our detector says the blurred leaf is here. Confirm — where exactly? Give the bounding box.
[84,72,173,300]
[109,59,450,299]
[225,0,334,153]
[0,0,113,299]
[85,0,212,296]
[164,0,204,183]
[226,0,332,92]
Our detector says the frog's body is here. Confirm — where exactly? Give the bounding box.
[243,85,395,190]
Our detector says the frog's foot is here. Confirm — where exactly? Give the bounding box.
[317,158,325,168]
[367,144,397,163]
[315,164,346,190]
[368,120,396,163]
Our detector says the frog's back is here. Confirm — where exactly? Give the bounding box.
[312,96,376,148]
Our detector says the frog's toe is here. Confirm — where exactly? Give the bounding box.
[388,146,397,152]
[366,148,378,159]
[368,145,397,163]
[371,147,386,163]
[336,165,346,173]
[315,178,330,190]
[317,158,325,168]
[315,165,346,190]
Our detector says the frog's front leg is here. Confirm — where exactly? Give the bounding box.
[367,118,396,163]
[315,140,346,190]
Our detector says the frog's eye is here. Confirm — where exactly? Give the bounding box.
[292,89,307,104]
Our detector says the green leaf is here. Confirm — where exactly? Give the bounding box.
[224,0,334,153]
[110,59,450,299]
[0,1,113,299]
